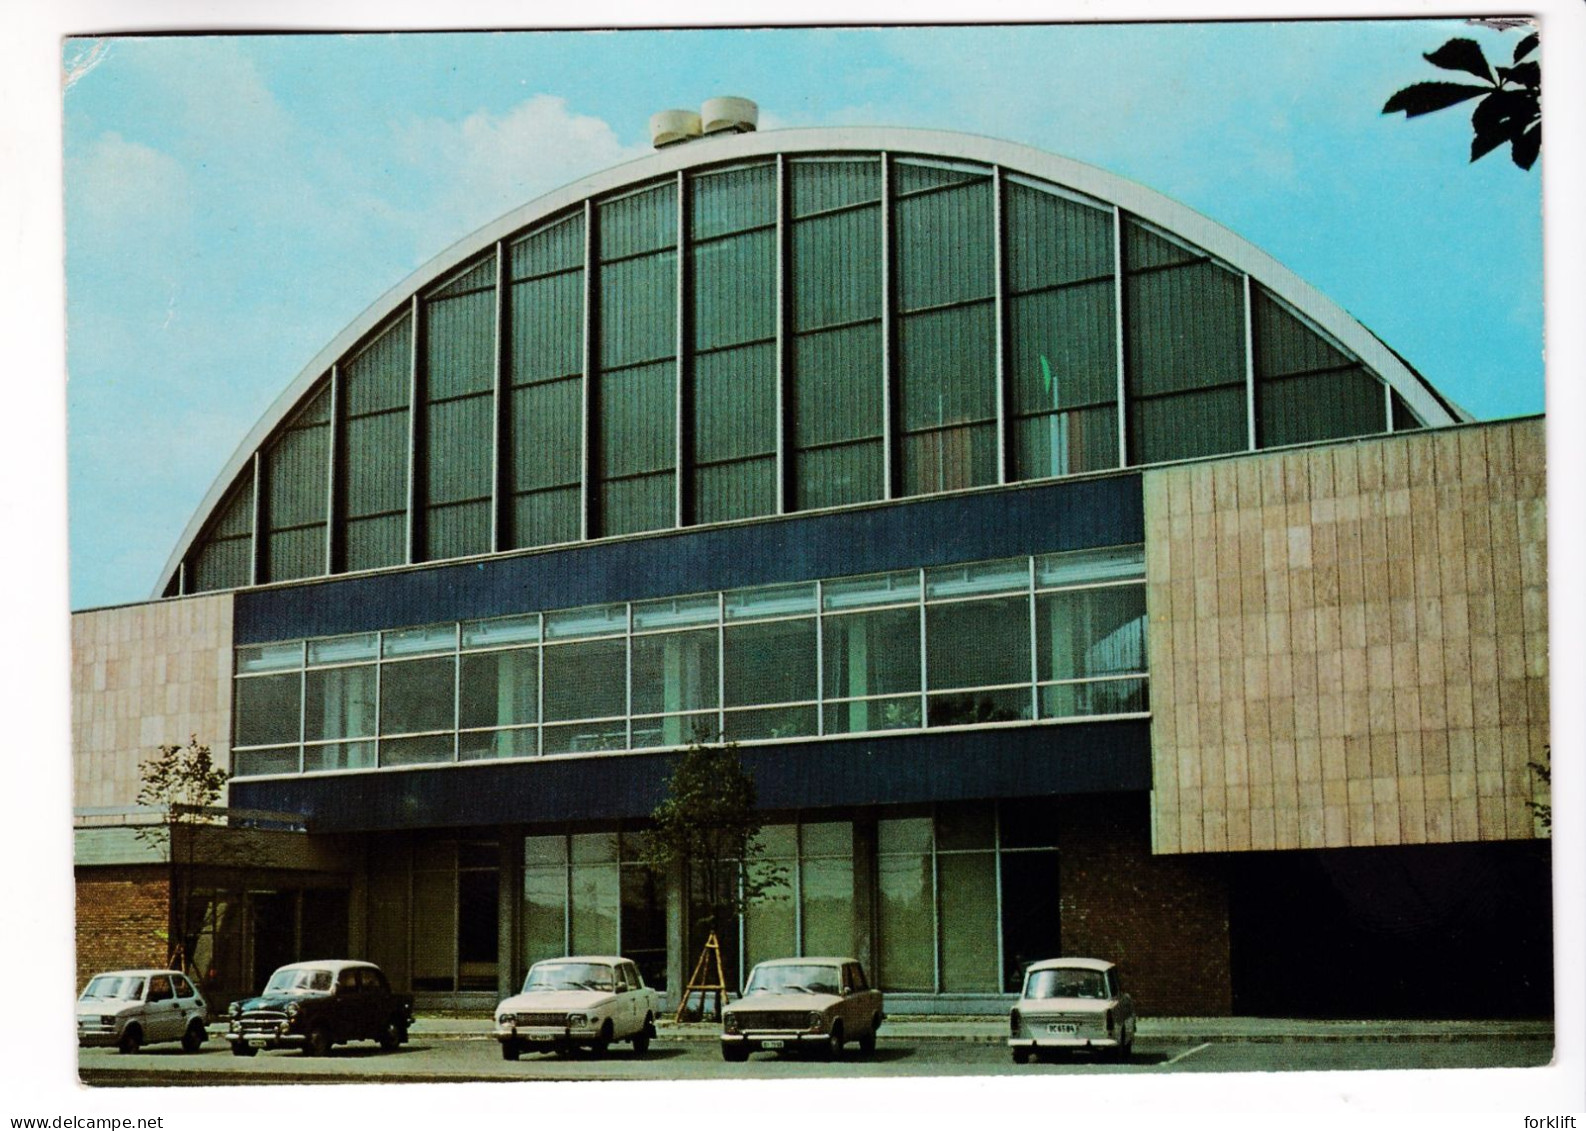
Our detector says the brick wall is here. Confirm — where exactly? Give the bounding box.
[1145,419,1548,853]
[75,866,170,987]
[1059,792,1231,1016]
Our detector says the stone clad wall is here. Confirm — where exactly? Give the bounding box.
[1146,418,1548,854]
[71,594,234,809]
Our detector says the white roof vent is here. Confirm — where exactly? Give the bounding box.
[650,109,702,149]
[700,96,758,136]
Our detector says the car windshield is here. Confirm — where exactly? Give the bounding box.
[263,968,334,994]
[1024,968,1109,1000]
[81,975,143,1000]
[521,962,616,993]
[743,964,841,996]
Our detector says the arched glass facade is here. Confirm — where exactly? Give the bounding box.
[163,140,1445,598]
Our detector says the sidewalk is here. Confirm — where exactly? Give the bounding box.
[411,1014,1554,1044]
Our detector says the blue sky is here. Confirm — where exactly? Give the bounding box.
[61,20,1548,610]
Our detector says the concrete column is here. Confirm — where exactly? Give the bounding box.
[851,810,878,977]
[665,857,687,1012]
[498,832,523,997]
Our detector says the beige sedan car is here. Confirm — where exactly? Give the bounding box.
[1008,957,1136,1062]
[721,957,884,1061]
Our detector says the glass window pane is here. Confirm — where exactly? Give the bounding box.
[599,360,676,478]
[724,619,817,706]
[744,861,796,972]
[509,270,583,385]
[800,857,854,957]
[459,727,538,760]
[632,711,718,749]
[1260,367,1385,448]
[901,423,998,497]
[898,303,997,432]
[570,863,620,955]
[572,831,620,865]
[237,641,304,674]
[1012,405,1118,479]
[894,178,994,311]
[233,747,300,777]
[877,815,933,855]
[523,864,567,967]
[601,472,675,538]
[694,344,776,463]
[937,801,995,850]
[381,733,454,767]
[928,687,1031,726]
[380,656,456,734]
[411,866,456,991]
[791,207,881,331]
[598,182,677,260]
[303,742,376,773]
[383,624,457,658]
[462,614,541,649]
[234,674,300,748]
[939,852,999,992]
[789,157,881,218]
[600,254,677,369]
[692,230,775,350]
[1039,677,1148,718]
[825,694,921,735]
[304,665,377,741]
[800,821,853,857]
[632,593,719,632]
[545,604,626,641]
[543,720,620,754]
[791,323,883,448]
[1129,384,1247,464]
[632,629,719,716]
[543,639,626,721]
[1010,283,1117,413]
[308,633,379,666]
[1035,545,1144,587]
[1005,181,1114,292]
[822,607,920,699]
[525,834,568,866]
[459,648,539,729]
[822,570,920,610]
[691,162,776,239]
[794,441,883,511]
[924,558,1028,599]
[876,851,934,992]
[725,582,817,621]
[1036,587,1147,681]
[724,704,816,742]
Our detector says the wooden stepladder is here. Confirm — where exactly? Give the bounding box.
[675,930,729,1022]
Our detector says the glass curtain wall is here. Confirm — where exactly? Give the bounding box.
[263,384,331,583]
[182,149,1425,595]
[789,157,885,509]
[597,182,678,537]
[690,163,779,523]
[231,547,1147,777]
[506,213,586,549]
[420,256,497,561]
[894,160,999,496]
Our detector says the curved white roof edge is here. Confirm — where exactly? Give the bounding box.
[156,125,1465,598]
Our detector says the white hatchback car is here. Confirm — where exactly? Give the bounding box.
[494,956,659,1059]
[1008,957,1136,1062]
[77,969,209,1054]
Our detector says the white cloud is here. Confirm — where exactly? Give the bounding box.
[393,94,650,253]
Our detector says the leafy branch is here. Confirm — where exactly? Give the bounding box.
[1382,33,1540,170]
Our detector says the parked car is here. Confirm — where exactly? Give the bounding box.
[1008,956,1136,1062]
[720,956,883,1061]
[77,969,209,1054]
[226,960,413,1057]
[494,955,659,1059]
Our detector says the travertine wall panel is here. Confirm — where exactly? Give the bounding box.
[71,594,234,809]
[1146,418,1547,853]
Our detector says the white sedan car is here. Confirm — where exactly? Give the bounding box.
[1008,957,1136,1062]
[77,969,209,1054]
[495,956,659,1059]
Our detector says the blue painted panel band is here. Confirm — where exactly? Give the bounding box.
[237,473,1142,644]
[229,719,1151,833]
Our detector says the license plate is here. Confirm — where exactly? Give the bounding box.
[761,1040,785,1049]
[1046,1023,1078,1036]
[248,1038,268,1048]
[526,1034,555,1043]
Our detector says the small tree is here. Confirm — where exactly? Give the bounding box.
[1527,747,1551,834]
[134,736,229,974]
[1382,33,1540,170]
[640,739,787,1001]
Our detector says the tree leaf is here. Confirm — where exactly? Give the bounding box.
[1512,121,1541,170]
[1497,61,1540,90]
[1514,32,1539,63]
[1470,120,1510,163]
[1424,37,1494,81]
[1383,81,1490,117]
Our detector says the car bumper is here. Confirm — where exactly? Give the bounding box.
[721,1032,830,1051]
[228,1026,308,1050]
[497,1025,604,1047]
[1010,1036,1124,1051]
[77,1030,123,1048]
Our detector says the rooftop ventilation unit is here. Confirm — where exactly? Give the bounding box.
[700,96,758,136]
[650,109,703,149]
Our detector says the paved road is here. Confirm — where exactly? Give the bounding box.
[79,1032,1552,1085]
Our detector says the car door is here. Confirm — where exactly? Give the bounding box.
[335,967,365,1039]
[144,975,182,1042]
[172,974,202,1029]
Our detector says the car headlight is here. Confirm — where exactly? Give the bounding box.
[285,1002,300,1019]
[227,1002,240,1017]
[807,1012,823,1032]
[567,1013,587,1028]
[1009,1009,1021,1037]
[723,1013,739,1034]
[497,1013,512,1026]
[100,1015,116,1026]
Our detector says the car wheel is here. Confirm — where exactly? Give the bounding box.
[1011,1047,1031,1065]
[501,1041,521,1062]
[117,1025,142,1055]
[824,1020,844,1061]
[181,1020,206,1053]
[632,1015,654,1055]
[378,1017,403,1052]
[858,1015,879,1056]
[589,1020,614,1058]
[305,1025,333,1057]
[722,1042,750,1063]
[230,1042,257,1058]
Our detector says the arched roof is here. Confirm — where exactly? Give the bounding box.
[158,126,1464,598]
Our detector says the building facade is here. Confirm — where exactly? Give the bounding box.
[73,123,1551,1018]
